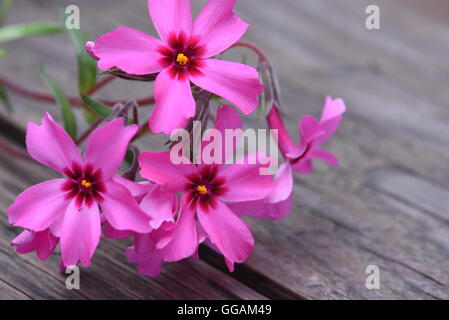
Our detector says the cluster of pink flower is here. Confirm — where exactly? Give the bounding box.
[7,0,345,276]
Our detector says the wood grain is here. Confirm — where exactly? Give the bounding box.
[1,0,448,299]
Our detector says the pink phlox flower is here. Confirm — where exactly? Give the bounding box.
[88,0,264,134]
[11,229,58,261]
[232,97,346,220]
[138,106,275,271]
[124,213,203,278]
[269,97,346,173]
[8,113,151,267]
[125,228,166,278]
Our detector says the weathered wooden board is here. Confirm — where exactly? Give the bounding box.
[1,0,448,299]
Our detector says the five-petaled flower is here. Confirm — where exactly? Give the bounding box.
[11,229,58,261]
[271,97,346,174]
[138,106,275,271]
[231,97,346,220]
[88,0,264,134]
[7,114,152,267]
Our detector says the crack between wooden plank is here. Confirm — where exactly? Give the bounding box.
[106,240,211,300]
[383,164,449,199]
[368,183,449,227]
[199,246,309,300]
[401,279,443,300]
[0,277,33,300]
[267,223,355,299]
[359,245,445,288]
[107,239,267,300]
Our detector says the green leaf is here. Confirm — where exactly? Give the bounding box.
[0,22,64,43]
[70,29,97,94]
[0,84,11,112]
[38,68,77,139]
[81,94,111,118]
[0,0,14,26]
[62,10,97,94]
[0,48,6,57]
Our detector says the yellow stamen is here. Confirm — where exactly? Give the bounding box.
[81,179,92,189]
[176,53,189,66]
[196,185,207,195]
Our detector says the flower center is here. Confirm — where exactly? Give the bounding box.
[185,166,228,211]
[196,185,208,195]
[290,143,312,164]
[63,163,105,207]
[81,179,92,189]
[176,53,189,66]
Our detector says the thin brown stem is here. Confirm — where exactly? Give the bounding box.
[0,75,155,107]
[132,122,150,142]
[87,75,115,95]
[75,117,104,145]
[232,41,268,62]
[0,76,62,103]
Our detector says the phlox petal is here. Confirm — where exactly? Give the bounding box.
[8,179,69,232]
[193,0,248,58]
[92,26,165,75]
[126,233,163,278]
[149,68,196,134]
[148,0,193,42]
[219,152,275,202]
[84,118,138,181]
[189,59,263,115]
[157,195,197,262]
[26,113,82,174]
[197,201,253,271]
[101,181,152,234]
[60,201,101,267]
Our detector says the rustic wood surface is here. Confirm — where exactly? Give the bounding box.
[1,0,449,299]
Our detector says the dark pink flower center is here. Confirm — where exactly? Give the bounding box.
[185,165,228,211]
[158,32,206,80]
[62,162,105,208]
[290,143,312,164]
